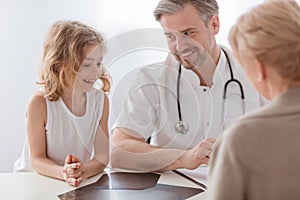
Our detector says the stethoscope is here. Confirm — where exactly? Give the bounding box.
[175,48,245,134]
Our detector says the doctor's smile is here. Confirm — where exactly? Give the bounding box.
[177,47,199,63]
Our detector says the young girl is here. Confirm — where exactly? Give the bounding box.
[14,20,111,187]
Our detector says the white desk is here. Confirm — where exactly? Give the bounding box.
[0,171,206,200]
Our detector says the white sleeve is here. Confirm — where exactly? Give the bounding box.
[113,67,161,140]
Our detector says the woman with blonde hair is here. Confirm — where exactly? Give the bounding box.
[207,0,300,199]
[14,20,111,187]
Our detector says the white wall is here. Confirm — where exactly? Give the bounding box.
[0,0,45,173]
[0,0,274,172]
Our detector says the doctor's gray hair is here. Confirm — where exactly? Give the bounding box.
[154,0,219,27]
[229,0,300,83]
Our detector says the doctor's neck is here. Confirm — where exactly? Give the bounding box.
[191,67,209,86]
[191,46,220,87]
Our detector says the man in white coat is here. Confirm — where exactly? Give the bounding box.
[111,0,264,171]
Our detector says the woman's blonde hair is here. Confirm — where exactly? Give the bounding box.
[39,20,111,101]
[229,0,300,83]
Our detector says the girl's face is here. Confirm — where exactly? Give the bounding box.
[77,44,104,92]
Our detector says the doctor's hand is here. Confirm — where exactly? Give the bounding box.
[198,137,216,159]
[61,154,84,187]
[181,138,216,170]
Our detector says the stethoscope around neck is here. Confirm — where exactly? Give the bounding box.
[175,47,245,134]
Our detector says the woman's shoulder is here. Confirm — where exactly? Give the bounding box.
[221,107,274,150]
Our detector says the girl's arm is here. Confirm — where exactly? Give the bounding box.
[27,92,81,186]
[27,92,65,180]
[80,93,110,179]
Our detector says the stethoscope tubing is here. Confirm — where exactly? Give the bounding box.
[222,47,245,100]
[175,47,245,134]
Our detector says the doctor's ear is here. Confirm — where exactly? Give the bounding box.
[209,15,220,35]
[255,59,266,82]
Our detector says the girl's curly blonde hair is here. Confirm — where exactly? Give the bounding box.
[39,20,111,101]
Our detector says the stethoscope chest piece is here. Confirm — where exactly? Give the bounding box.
[175,120,189,134]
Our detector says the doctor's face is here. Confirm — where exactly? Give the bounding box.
[160,4,219,69]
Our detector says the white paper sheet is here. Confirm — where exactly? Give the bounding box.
[176,165,209,188]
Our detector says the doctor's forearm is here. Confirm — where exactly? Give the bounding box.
[110,140,185,171]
